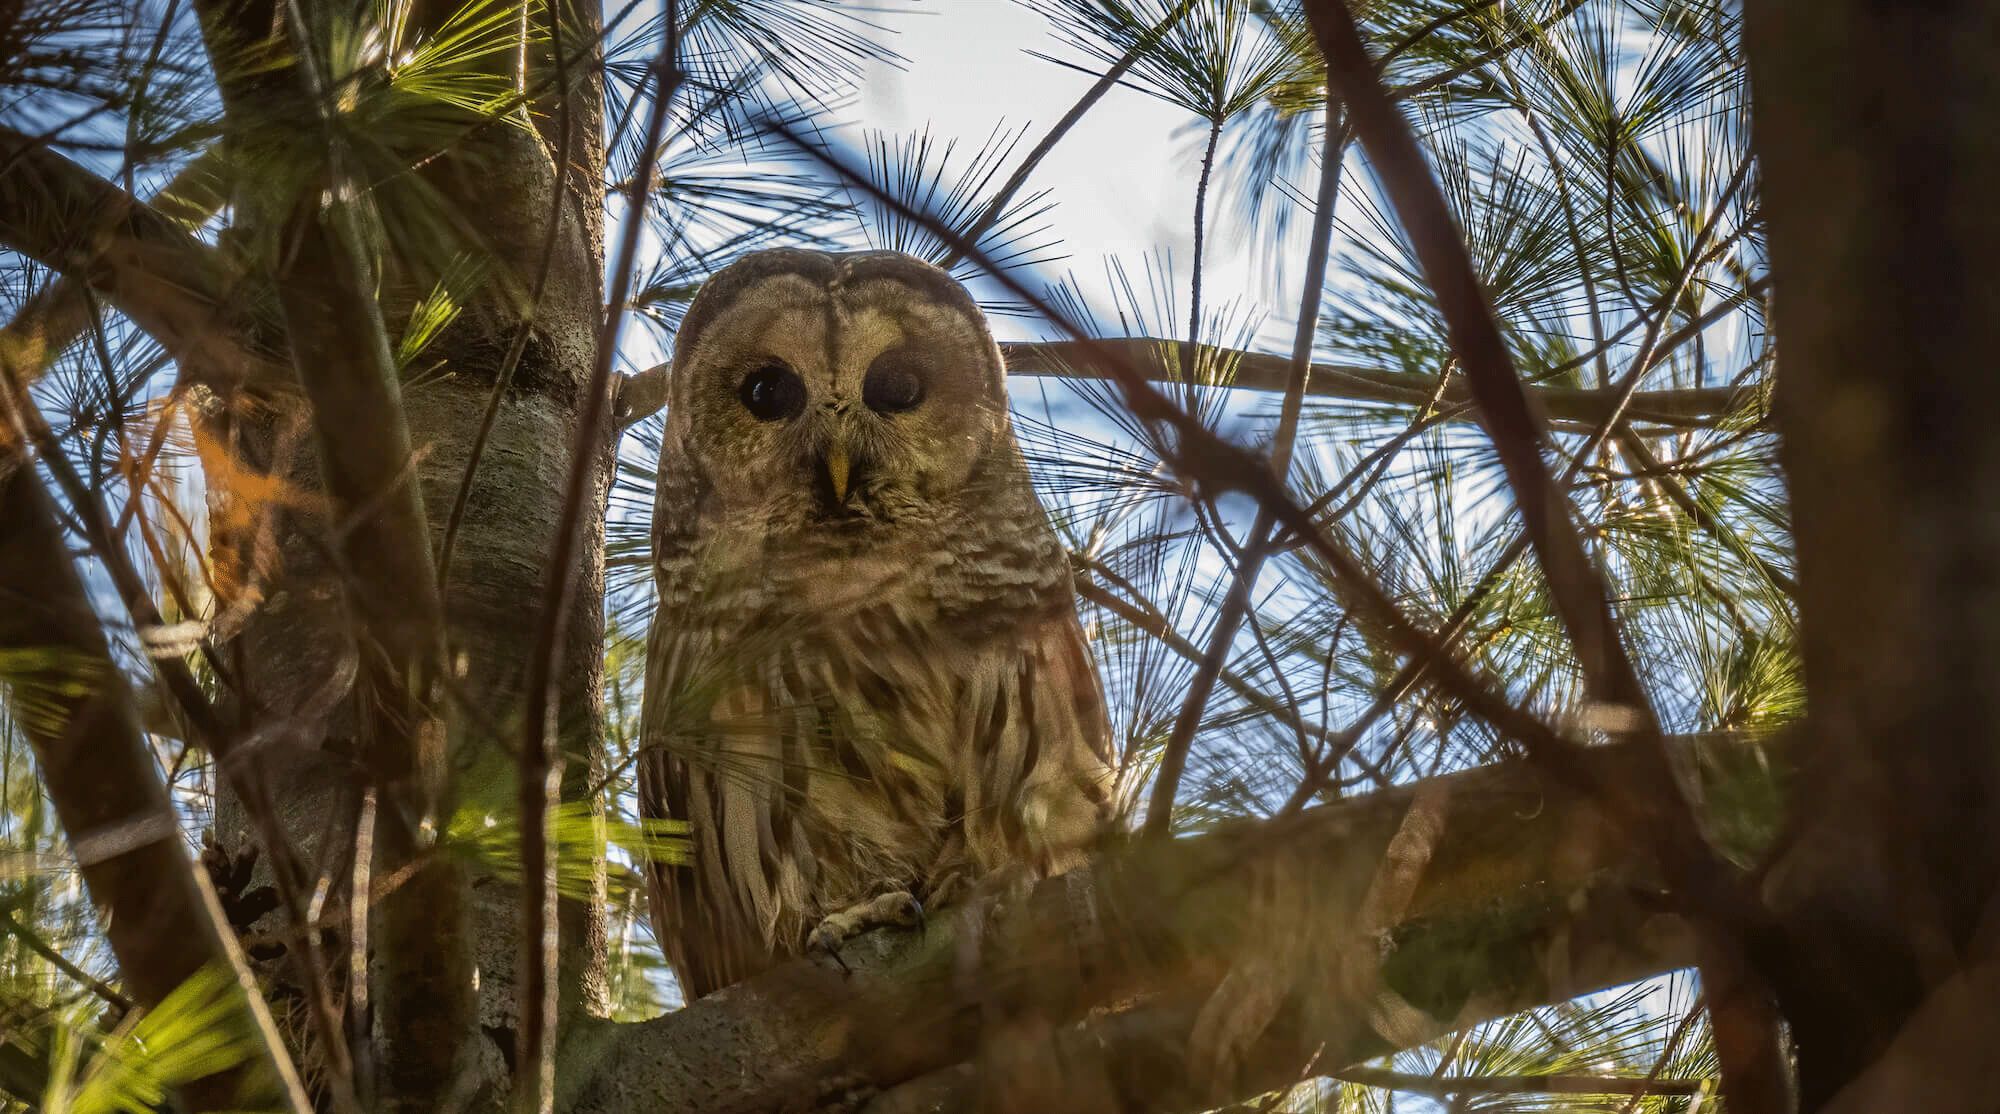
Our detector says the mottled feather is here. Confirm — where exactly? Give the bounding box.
[641,250,1112,998]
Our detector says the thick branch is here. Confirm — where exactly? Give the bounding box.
[0,129,278,383]
[555,739,1728,1114]
[0,147,230,385]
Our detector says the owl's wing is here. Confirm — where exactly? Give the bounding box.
[958,598,1115,880]
[639,617,816,1000]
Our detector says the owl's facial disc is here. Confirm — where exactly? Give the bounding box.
[671,253,1011,537]
[807,342,954,520]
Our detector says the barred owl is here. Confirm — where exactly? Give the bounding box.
[640,249,1114,999]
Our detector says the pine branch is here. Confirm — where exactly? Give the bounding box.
[1075,573,1391,789]
[0,147,230,386]
[1146,97,1347,838]
[0,404,311,1114]
[556,736,1730,1113]
[0,129,279,384]
[1303,2,1783,1109]
[1330,1066,1707,1098]
[614,337,1750,432]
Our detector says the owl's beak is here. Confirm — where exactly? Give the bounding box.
[824,443,851,504]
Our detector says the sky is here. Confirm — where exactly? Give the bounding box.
[841,0,1293,345]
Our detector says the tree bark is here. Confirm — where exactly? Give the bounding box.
[1745,0,2000,1107]
[556,738,1731,1113]
[179,0,612,1105]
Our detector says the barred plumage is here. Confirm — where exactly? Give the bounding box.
[640,249,1113,998]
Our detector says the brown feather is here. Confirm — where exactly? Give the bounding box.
[640,250,1112,999]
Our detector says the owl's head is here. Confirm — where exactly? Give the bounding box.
[664,249,1016,534]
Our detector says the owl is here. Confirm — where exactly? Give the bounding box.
[640,248,1114,999]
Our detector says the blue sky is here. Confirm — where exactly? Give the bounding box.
[845,1,1293,343]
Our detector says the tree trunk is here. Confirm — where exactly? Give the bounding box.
[192,1,611,1105]
[1746,1,2000,1107]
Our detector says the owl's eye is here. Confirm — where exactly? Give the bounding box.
[738,362,805,421]
[862,350,926,414]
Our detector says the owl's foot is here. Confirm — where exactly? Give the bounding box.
[808,889,925,968]
[801,1072,878,1113]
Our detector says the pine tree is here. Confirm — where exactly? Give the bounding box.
[1,0,1989,1110]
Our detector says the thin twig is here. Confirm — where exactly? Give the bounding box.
[1617,994,1707,1114]
[514,1,680,1107]
[1143,100,1349,837]
[1336,1066,1707,1098]
[938,0,1199,274]
[0,910,133,1011]
[1183,114,1223,406]
[1384,0,1588,102]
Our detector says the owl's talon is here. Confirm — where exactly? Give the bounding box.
[808,888,924,970]
[807,1072,879,1112]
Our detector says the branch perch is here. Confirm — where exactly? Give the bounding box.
[554,738,1734,1114]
